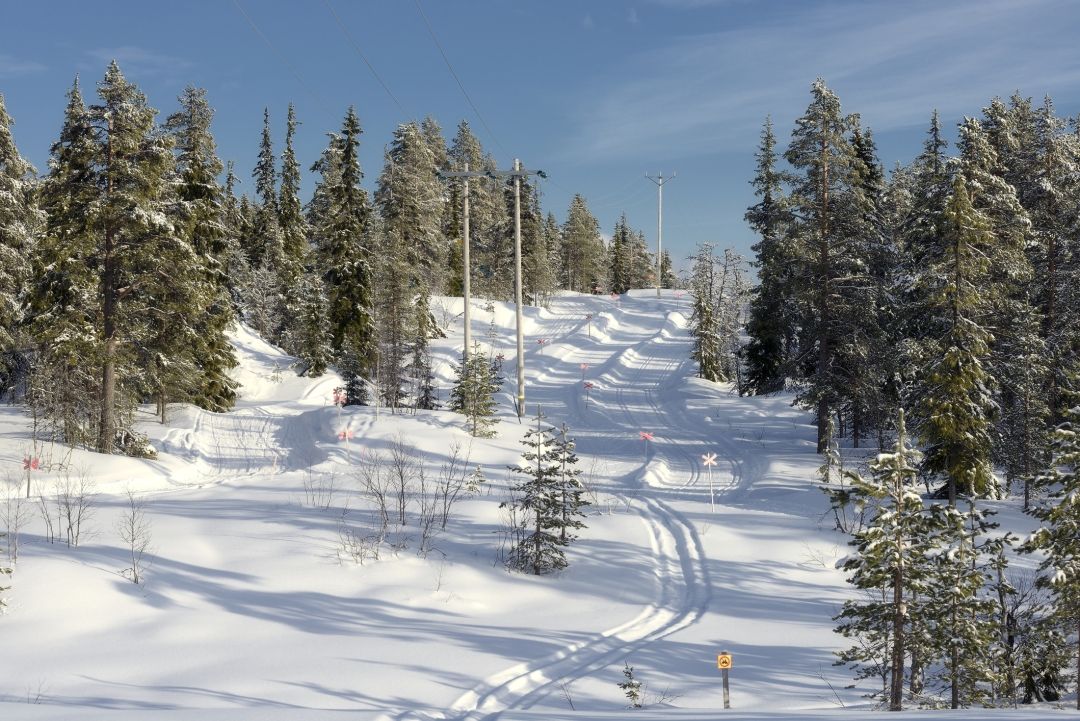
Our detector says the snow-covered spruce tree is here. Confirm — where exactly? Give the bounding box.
[553,423,589,544]
[1025,98,1080,420]
[895,112,952,387]
[377,121,446,289]
[630,229,655,290]
[837,123,892,448]
[374,238,412,411]
[275,103,310,348]
[544,212,564,293]
[688,244,745,384]
[289,267,332,377]
[520,182,555,307]
[744,116,797,395]
[410,291,440,411]
[1025,405,1080,710]
[783,79,865,453]
[305,133,340,231]
[873,160,915,451]
[242,261,282,341]
[0,93,40,397]
[689,244,723,382]
[606,215,653,294]
[976,96,1068,502]
[609,213,634,294]
[92,62,193,453]
[312,108,376,402]
[561,194,606,293]
[716,249,749,386]
[375,122,445,410]
[247,107,281,271]
[448,343,501,438]
[27,78,100,446]
[660,250,677,289]
[221,161,252,303]
[991,299,1050,507]
[957,114,1038,500]
[238,108,285,341]
[163,85,238,414]
[618,663,645,709]
[835,410,930,710]
[914,174,999,503]
[495,168,543,301]
[40,63,186,454]
[447,121,504,300]
[506,408,565,574]
[414,350,439,411]
[922,501,999,708]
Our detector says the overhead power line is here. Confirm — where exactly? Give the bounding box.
[323,0,409,119]
[413,0,508,159]
[231,0,328,109]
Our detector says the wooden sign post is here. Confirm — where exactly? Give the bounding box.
[717,651,732,709]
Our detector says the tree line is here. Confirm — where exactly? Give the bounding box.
[0,61,676,454]
[733,79,1080,710]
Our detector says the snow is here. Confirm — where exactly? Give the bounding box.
[0,290,1072,719]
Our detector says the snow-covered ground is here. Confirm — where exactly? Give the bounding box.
[0,291,1072,720]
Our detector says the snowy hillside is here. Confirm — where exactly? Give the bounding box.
[0,291,1068,720]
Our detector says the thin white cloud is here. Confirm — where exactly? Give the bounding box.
[564,0,1080,162]
[583,14,595,30]
[84,46,194,79]
[644,0,747,6]
[0,54,46,79]
[627,8,640,25]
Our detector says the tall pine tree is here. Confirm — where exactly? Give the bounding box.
[312,108,376,401]
[163,85,238,414]
[0,93,40,395]
[744,117,796,395]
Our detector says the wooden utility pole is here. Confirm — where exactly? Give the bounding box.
[513,159,526,418]
[645,171,675,298]
[463,162,472,360]
[440,160,545,419]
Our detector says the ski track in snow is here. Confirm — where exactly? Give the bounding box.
[427,294,717,721]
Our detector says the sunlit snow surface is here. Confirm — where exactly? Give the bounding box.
[0,291,1067,719]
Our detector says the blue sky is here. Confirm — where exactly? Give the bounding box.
[3,0,1080,271]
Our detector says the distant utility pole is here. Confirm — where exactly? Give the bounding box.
[645,171,675,298]
[513,159,525,420]
[440,159,545,420]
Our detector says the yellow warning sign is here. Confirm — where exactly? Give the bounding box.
[717,653,733,669]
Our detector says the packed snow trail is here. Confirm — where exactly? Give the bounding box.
[435,292,718,720]
[438,495,710,721]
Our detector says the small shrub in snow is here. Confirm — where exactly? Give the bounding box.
[116,490,153,584]
[301,470,337,510]
[0,564,10,613]
[55,471,96,548]
[2,476,32,564]
[341,440,483,564]
[337,521,383,566]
